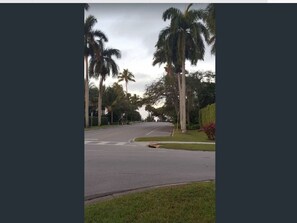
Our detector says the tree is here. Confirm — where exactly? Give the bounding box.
[103,83,142,124]
[89,41,121,126]
[143,75,179,123]
[84,15,108,127]
[202,4,215,54]
[118,69,135,94]
[186,71,215,125]
[156,4,209,133]
[130,94,143,108]
[143,71,215,127]
[88,81,99,114]
[103,83,123,124]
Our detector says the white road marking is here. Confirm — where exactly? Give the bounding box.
[95,141,110,145]
[114,142,126,146]
[145,127,160,136]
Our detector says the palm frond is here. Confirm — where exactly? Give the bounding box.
[185,3,193,13]
[162,7,182,21]
[186,9,204,23]
[156,26,171,47]
[104,57,119,77]
[93,30,108,42]
[211,42,215,54]
[88,57,96,78]
[103,48,121,59]
[84,15,97,34]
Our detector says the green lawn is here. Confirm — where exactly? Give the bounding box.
[135,130,212,142]
[159,143,215,151]
[85,181,215,223]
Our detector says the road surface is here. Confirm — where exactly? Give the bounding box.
[85,122,215,200]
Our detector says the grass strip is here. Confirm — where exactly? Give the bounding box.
[135,129,213,142]
[158,143,215,151]
[85,181,215,223]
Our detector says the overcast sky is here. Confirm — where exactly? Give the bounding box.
[86,3,215,118]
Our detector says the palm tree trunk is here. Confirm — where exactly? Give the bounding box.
[84,56,89,128]
[187,92,190,125]
[111,110,113,124]
[177,73,182,130]
[181,63,186,133]
[126,81,128,95]
[172,73,179,129]
[98,77,104,126]
[196,84,201,128]
[180,35,187,133]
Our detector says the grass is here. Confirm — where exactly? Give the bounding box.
[85,181,215,223]
[159,143,215,151]
[135,129,212,142]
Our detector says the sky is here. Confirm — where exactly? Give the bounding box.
[86,3,215,118]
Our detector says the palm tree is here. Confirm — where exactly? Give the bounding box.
[84,15,108,127]
[118,69,135,94]
[155,3,209,133]
[153,44,182,129]
[89,41,121,126]
[88,81,99,112]
[103,83,126,125]
[202,4,215,54]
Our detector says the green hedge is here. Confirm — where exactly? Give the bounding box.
[199,103,216,127]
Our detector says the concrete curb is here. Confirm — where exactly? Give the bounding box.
[133,141,215,145]
[151,141,215,145]
[85,179,215,205]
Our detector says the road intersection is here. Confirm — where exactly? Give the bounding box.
[84,122,215,201]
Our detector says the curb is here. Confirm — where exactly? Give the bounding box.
[85,179,215,205]
[129,137,136,143]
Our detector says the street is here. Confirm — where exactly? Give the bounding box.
[85,122,215,200]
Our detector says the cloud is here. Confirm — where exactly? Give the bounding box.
[87,3,215,100]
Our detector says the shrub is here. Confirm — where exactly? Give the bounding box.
[89,116,98,126]
[89,116,109,126]
[199,103,216,127]
[101,116,109,125]
[202,123,215,140]
[187,124,200,130]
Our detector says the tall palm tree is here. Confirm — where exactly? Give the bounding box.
[153,43,182,129]
[89,41,121,126]
[155,3,209,133]
[84,15,108,127]
[118,69,135,94]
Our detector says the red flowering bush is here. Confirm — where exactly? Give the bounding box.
[202,123,215,140]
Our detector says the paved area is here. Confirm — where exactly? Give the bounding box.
[85,140,133,146]
[85,122,173,142]
[85,122,215,200]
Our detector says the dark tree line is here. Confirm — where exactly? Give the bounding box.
[143,71,215,128]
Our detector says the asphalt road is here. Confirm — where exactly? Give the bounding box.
[85,122,215,200]
[85,122,173,142]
